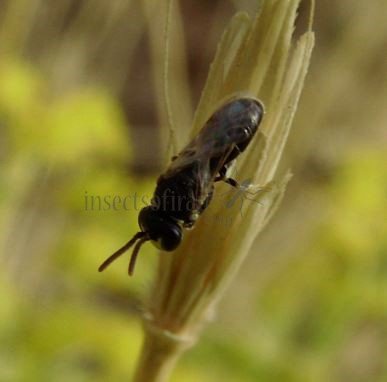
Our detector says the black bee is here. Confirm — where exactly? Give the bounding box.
[99,96,264,275]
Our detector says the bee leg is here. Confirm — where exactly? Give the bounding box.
[199,189,213,213]
[183,190,214,229]
[184,212,199,229]
[216,177,240,188]
[215,166,240,188]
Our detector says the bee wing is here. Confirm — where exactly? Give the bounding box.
[164,107,252,178]
[165,96,263,178]
[162,97,263,210]
[163,137,207,178]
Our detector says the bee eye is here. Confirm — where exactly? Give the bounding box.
[158,223,182,251]
[139,207,182,252]
[150,225,181,251]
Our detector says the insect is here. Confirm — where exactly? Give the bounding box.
[99,96,264,276]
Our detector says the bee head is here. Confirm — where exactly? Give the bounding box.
[98,207,182,276]
[139,206,182,251]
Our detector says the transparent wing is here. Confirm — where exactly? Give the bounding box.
[161,97,263,216]
[164,97,263,179]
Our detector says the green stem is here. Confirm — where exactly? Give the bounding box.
[132,323,193,382]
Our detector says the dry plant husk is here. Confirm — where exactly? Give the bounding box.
[134,1,314,381]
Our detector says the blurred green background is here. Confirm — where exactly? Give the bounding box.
[0,1,386,381]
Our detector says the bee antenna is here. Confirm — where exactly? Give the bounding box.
[98,232,146,272]
[128,236,149,276]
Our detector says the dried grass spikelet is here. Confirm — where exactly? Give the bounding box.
[133,1,315,381]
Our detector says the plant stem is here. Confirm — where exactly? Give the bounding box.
[132,324,193,382]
